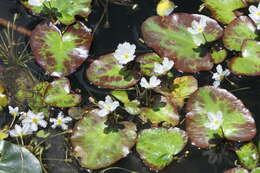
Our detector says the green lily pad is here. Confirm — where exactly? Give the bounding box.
[136,127,188,170]
[229,39,260,76]
[20,0,92,25]
[140,97,179,126]
[44,78,81,108]
[185,86,256,148]
[171,76,198,108]
[211,48,228,64]
[136,53,163,76]
[224,168,249,173]
[252,168,260,173]
[111,90,140,115]
[235,142,259,170]
[70,110,137,169]
[30,22,92,77]
[0,140,42,173]
[86,53,139,89]
[246,0,260,2]
[203,0,247,24]
[141,13,223,72]
[223,16,258,51]
[0,84,8,109]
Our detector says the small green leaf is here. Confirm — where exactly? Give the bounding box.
[0,131,8,140]
[211,48,228,64]
[36,130,50,138]
[0,84,8,109]
[111,90,130,103]
[235,142,259,169]
[124,100,141,115]
[136,128,188,170]
[0,140,42,173]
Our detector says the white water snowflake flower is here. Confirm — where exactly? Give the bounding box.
[154,57,174,75]
[212,64,230,87]
[50,112,72,130]
[8,106,19,117]
[28,0,49,6]
[249,3,260,29]
[204,111,223,130]
[22,111,47,132]
[188,18,207,35]
[9,124,32,137]
[95,96,119,117]
[140,76,161,89]
[113,42,136,65]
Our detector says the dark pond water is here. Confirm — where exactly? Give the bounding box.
[1,0,260,173]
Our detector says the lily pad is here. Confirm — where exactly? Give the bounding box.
[223,16,258,51]
[44,78,81,108]
[136,127,188,170]
[0,84,8,109]
[70,110,137,169]
[140,97,179,126]
[252,168,260,173]
[236,142,259,170]
[203,0,247,24]
[30,22,92,77]
[171,76,198,108]
[185,86,256,148]
[86,53,139,89]
[136,53,163,76]
[229,39,260,76]
[224,168,249,173]
[141,13,223,72]
[20,0,92,25]
[211,48,228,64]
[0,140,42,173]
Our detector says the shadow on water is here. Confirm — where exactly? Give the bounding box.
[0,0,260,173]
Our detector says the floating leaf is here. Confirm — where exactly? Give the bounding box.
[0,140,42,173]
[236,142,259,170]
[44,78,81,108]
[252,168,260,173]
[71,110,137,169]
[224,167,249,173]
[0,84,8,109]
[185,86,256,148]
[136,127,188,170]
[203,0,247,24]
[68,107,85,120]
[140,97,179,126]
[30,22,92,77]
[142,13,223,72]
[36,130,50,138]
[136,53,163,76]
[20,0,92,25]
[229,39,260,76]
[86,53,139,89]
[223,16,257,51]
[211,48,228,64]
[171,76,198,108]
[111,90,130,103]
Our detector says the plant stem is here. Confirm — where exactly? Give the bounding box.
[100,167,138,173]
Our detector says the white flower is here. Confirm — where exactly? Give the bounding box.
[188,18,207,35]
[249,3,260,29]
[28,0,48,6]
[50,112,72,130]
[0,93,6,98]
[204,111,223,130]
[212,65,230,87]
[8,106,19,116]
[95,96,119,117]
[9,124,32,137]
[113,42,136,65]
[154,57,174,74]
[140,76,161,89]
[22,111,47,131]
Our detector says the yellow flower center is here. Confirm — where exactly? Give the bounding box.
[123,54,130,59]
[197,27,203,33]
[105,105,112,110]
[32,118,38,124]
[213,120,220,126]
[57,119,63,125]
[257,12,260,16]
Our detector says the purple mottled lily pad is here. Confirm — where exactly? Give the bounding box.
[223,16,258,51]
[86,53,139,89]
[136,53,163,76]
[30,22,92,77]
[185,86,256,148]
[141,13,223,72]
[71,110,137,169]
